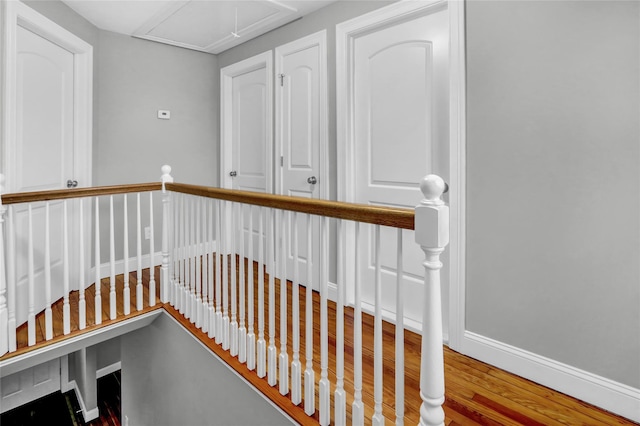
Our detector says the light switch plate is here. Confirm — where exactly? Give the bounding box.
[157,110,170,120]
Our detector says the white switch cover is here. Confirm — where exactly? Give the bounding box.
[158,110,170,120]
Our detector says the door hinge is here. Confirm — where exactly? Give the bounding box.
[280,156,284,167]
[278,73,285,87]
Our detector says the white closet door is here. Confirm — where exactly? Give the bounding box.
[351,5,449,328]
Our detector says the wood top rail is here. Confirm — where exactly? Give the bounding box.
[167,182,415,230]
[1,183,162,205]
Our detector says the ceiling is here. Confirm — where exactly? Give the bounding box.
[61,0,337,54]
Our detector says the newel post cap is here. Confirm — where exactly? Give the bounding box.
[161,165,174,192]
[0,174,5,205]
[415,174,449,249]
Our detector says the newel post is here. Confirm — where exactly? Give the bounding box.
[0,174,8,355]
[415,174,449,426]
[160,165,174,304]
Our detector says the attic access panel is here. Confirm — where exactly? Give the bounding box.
[134,0,298,54]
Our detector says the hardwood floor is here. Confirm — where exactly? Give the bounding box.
[3,261,636,425]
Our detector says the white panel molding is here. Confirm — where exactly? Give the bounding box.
[1,0,93,190]
[462,331,640,423]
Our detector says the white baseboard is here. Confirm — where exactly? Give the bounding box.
[87,240,218,288]
[461,331,640,423]
[96,361,121,379]
[359,300,450,344]
[65,379,99,422]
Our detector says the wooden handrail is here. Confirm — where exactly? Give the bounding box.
[1,183,161,205]
[166,182,415,230]
[1,181,415,229]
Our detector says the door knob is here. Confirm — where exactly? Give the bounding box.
[307,176,317,185]
[67,179,78,188]
[229,171,237,177]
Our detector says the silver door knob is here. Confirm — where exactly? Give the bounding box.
[307,176,317,185]
[67,179,78,188]
[229,171,237,177]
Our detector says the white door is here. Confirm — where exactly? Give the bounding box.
[275,31,327,290]
[11,25,78,326]
[347,4,449,330]
[221,52,273,259]
[0,359,61,413]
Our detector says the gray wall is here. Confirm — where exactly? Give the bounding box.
[466,0,640,388]
[97,31,218,186]
[121,313,293,426]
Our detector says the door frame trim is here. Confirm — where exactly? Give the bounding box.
[336,0,465,344]
[1,0,93,191]
[219,51,273,192]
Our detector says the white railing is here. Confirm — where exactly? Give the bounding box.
[0,180,163,353]
[0,166,449,426]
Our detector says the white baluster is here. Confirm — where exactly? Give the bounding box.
[319,215,329,426]
[160,164,173,304]
[352,222,364,425]
[27,204,35,345]
[372,224,384,426]
[415,175,448,426]
[62,200,70,334]
[195,196,203,328]
[246,205,256,370]
[136,193,143,311]
[172,192,179,308]
[149,192,156,306]
[335,219,346,426]
[215,199,224,344]
[190,196,196,322]
[7,204,17,351]
[123,194,130,315]
[95,197,103,324]
[238,203,247,363]
[267,208,277,386]
[202,197,209,333]
[208,198,215,338]
[0,175,6,355]
[221,200,230,349]
[109,196,116,320]
[396,229,405,426]
[44,202,53,340]
[230,202,238,356]
[304,213,315,416]
[279,209,289,396]
[181,194,188,315]
[78,198,86,330]
[290,212,301,405]
[256,206,266,378]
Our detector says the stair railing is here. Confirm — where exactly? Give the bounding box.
[0,179,163,354]
[0,165,449,425]
[162,167,449,426]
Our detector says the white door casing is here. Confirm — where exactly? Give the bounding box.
[275,30,328,290]
[2,1,93,327]
[337,0,464,338]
